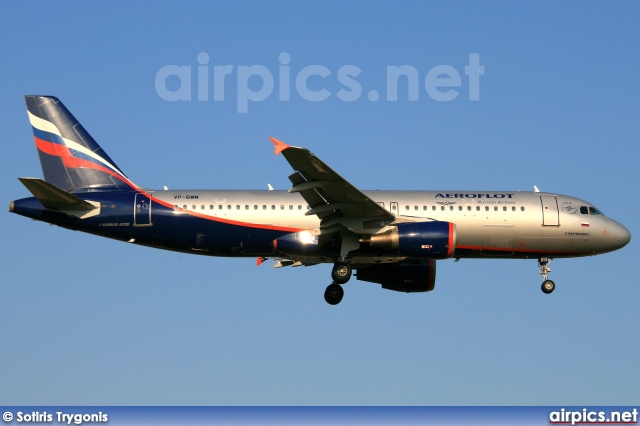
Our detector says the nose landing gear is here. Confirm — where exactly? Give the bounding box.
[538,257,555,294]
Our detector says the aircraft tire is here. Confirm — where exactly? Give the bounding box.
[324,283,344,305]
[541,279,556,294]
[331,262,352,284]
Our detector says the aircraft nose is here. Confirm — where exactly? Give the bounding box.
[609,220,631,250]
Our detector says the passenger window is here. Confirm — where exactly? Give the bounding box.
[298,205,302,210]
[405,206,409,211]
[201,205,205,210]
[494,206,498,211]
[512,206,516,212]
[174,205,178,210]
[414,206,418,211]
[467,206,471,211]
[521,206,525,211]
[210,205,214,210]
[183,205,187,209]
[441,206,445,211]
[289,205,293,210]
[245,205,249,210]
[485,206,489,211]
[192,205,196,210]
[432,206,436,211]
[450,206,454,211]
[263,205,267,210]
[271,205,275,210]
[458,206,462,211]
[280,205,284,210]
[219,205,223,210]
[236,205,240,210]
[423,206,427,211]
[503,206,507,211]
[306,205,310,210]
[476,206,480,211]
[227,205,231,210]
[254,205,258,210]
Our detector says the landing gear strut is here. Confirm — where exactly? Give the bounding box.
[538,257,555,294]
[324,262,352,305]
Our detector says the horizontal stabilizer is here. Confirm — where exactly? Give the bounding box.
[18,178,97,211]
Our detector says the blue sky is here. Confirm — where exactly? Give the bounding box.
[1,1,638,405]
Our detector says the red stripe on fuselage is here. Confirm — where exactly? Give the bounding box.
[456,244,590,256]
[158,201,307,233]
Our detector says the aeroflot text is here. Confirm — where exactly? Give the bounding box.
[435,193,515,199]
[155,52,484,112]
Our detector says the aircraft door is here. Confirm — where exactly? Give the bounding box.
[134,193,152,226]
[390,202,398,214]
[540,195,559,226]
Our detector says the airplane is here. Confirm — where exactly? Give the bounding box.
[10,96,631,305]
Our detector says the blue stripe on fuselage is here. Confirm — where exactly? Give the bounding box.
[70,192,290,255]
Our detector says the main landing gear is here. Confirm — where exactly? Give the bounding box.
[538,257,556,294]
[324,262,352,305]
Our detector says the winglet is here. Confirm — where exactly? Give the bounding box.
[270,137,290,155]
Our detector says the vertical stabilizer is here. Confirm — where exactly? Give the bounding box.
[24,95,136,192]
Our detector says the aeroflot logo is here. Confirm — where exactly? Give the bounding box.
[155,52,484,113]
[436,193,515,199]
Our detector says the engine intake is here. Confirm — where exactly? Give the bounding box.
[369,221,456,258]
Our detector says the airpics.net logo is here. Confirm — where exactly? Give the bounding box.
[155,52,484,113]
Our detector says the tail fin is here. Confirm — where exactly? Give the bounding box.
[24,95,137,192]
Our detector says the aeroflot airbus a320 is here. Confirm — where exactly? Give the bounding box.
[10,96,631,304]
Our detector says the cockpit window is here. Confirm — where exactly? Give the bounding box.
[589,206,603,215]
[580,206,588,214]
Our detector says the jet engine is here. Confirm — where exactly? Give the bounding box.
[368,221,456,258]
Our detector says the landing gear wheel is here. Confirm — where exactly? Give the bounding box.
[538,258,556,294]
[541,279,556,294]
[324,283,344,305]
[331,262,352,284]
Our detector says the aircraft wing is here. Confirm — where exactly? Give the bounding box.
[271,137,394,235]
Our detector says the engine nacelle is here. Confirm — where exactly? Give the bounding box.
[369,221,456,259]
[356,260,436,292]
